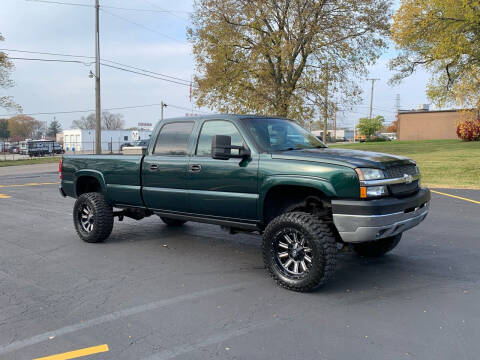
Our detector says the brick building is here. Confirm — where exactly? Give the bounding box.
[397,109,463,141]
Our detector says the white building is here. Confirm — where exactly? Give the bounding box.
[62,129,152,153]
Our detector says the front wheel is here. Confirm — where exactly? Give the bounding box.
[263,212,337,292]
[353,233,402,257]
[73,192,114,243]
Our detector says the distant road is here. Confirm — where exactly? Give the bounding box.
[0,163,58,177]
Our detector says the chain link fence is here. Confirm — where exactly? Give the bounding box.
[1,140,141,161]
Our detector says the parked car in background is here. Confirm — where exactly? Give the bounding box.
[8,145,20,154]
[121,139,150,155]
[20,140,64,156]
[120,142,134,151]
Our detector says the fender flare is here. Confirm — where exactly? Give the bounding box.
[259,175,336,221]
[74,169,107,198]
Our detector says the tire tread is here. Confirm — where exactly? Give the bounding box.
[263,212,337,292]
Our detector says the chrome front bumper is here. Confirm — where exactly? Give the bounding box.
[332,188,430,243]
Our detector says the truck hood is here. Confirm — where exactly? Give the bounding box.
[271,148,414,169]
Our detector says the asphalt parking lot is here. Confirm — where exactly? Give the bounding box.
[0,164,479,360]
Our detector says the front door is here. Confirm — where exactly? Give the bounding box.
[188,120,258,220]
[142,121,195,212]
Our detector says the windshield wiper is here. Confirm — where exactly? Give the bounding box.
[277,147,299,152]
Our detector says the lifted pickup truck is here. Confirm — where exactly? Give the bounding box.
[60,115,430,292]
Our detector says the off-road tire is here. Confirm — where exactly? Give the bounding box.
[353,233,402,257]
[263,212,337,292]
[160,217,187,227]
[73,192,114,243]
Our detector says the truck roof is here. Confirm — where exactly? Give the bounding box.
[160,114,288,122]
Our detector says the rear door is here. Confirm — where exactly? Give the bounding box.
[142,121,195,212]
[187,119,258,220]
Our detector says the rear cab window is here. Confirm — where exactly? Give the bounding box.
[153,122,195,156]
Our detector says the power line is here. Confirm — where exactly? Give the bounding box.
[167,104,209,114]
[141,0,190,21]
[100,63,193,87]
[1,48,192,84]
[9,56,193,86]
[101,5,190,15]
[101,8,185,44]
[25,0,92,8]
[1,48,93,60]
[0,102,209,117]
[7,57,93,66]
[25,0,191,14]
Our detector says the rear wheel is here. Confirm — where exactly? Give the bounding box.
[160,216,187,227]
[73,192,114,243]
[353,233,402,257]
[263,212,337,292]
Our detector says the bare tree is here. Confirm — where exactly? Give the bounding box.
[72,114,95,129]
[102,111,125,130]
[72,111,125,130]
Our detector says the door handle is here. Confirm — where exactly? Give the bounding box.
[189,164,202,173]
[150,164,159,171]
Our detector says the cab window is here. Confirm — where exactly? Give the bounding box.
[196,120,244,157]
[153,122,194,156]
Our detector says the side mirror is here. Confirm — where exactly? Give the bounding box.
[211,135,251,160]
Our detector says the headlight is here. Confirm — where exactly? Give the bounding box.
[355,168,385,180]
[356,168,388,198]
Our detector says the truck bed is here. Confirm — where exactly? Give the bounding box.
[61,154,145,207]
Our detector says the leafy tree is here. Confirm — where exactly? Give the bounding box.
[72,111,124,130]
[47,119,62,138]
[356,115,385,138]
[387,120,398,133]
[390,0,480,109]
[0,119,9,139]
[0,33,21,111]
[8,115,41,140]
[188,0,390,123]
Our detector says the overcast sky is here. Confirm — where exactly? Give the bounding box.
[1,0,432,130]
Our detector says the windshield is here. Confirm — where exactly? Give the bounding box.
[243,118,326,153]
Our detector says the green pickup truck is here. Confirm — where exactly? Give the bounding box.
[60,115,430,291]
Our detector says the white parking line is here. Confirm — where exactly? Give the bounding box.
[0,281,255,356]
[142,320,278,360]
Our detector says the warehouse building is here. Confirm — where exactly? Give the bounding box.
[397,108,463,141]
[62,129,152,153]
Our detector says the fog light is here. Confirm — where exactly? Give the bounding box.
[366,185,387,197]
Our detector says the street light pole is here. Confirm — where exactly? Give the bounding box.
[94,0,102,154]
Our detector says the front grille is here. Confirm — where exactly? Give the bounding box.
[385,164,417,178]
[385,164,419,197]
[389,180,419,196]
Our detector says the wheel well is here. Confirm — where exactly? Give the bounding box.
[263,185,331,225]
[76,176,102,196]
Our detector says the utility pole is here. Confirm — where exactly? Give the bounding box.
[367,78,380,119]
[395,94,400,113]
[322,69,329,143]
[161,101,167,121]
[94,0,102,154]
[333,103,337,141]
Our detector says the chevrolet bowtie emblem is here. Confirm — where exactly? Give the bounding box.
[403,174,413,184]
